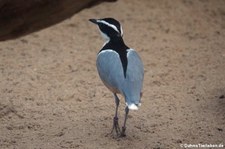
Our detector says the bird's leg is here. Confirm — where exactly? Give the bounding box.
[111,93,121,136]
[120,106,129,137]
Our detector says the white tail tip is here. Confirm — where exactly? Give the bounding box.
[128,104,139,110]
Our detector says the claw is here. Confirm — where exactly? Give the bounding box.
[120,126,126,137]
[111,117,121,136]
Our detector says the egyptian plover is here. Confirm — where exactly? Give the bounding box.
[89,18,144,137]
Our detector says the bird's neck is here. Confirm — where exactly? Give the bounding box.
[109,36,125,45]
[102,36,125,48]
[101,36,128,53]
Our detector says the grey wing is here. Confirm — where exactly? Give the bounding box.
[122,49,144,105]
[96,49,144,107]
[96,50,125,93]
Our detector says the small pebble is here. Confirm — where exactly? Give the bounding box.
[219,95,224,99]
[217,128,223,132]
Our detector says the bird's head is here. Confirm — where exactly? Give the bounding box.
[89,18,123,41]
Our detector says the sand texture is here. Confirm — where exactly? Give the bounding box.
[0,0,225,148]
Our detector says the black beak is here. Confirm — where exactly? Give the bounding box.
[89,19,98,25]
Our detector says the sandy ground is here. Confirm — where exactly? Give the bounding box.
[0,0,225,148]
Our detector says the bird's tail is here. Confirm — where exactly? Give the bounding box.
[127,103,139,110]
[126,92,142,110]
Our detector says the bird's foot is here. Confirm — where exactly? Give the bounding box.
[120,126,126,137]
[110,117,121,136]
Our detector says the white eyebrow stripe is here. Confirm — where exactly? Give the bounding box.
[120,25,123,36]
[97,20,120,33]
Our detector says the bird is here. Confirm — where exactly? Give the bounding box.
[89,18,144,137]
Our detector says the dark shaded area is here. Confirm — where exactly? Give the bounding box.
[0,0,116,41]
